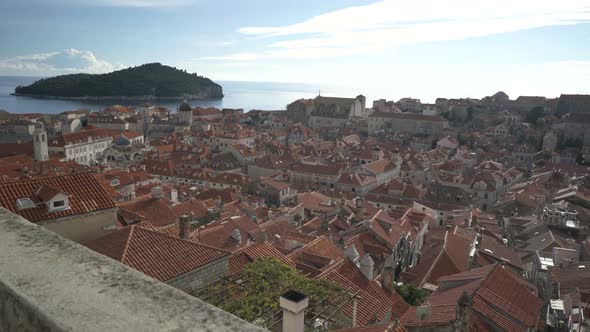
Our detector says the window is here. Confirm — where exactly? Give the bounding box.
[53,200,65,208]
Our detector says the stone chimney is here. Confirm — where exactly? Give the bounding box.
[453,291,473,332]
[355,197,364,221]
[151,186,164,199]
[344,244,360,266]
[178,213,190,239]
[382,255,395,293]
[231,229,242,244]
[280,290,308,332]
[359,255,374,280]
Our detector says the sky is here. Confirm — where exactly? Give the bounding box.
[0,0,589,102]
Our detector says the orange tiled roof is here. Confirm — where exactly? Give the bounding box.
[86,226,229,282]
[319,260,410,326]
[332,322,407,332]
[402,264,542,330]
[0,172,115,223]
[228,243,294,275]
[119,196,177,229]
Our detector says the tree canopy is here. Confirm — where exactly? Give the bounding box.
[394,283,430,306]
[204,258,342,323]
[14,63,222,98]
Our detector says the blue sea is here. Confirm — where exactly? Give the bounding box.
[0,76,357,114]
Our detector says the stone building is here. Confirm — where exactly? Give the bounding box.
[307,95,366,129]
[368,112,449,136]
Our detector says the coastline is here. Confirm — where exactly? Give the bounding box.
[9,93,224,101]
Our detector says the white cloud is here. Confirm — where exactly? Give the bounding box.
[0,49,125,76]
[206,0,590,61]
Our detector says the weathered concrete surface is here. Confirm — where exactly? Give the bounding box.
[0,208,265,332]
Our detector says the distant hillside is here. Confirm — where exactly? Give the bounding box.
[13,63,223,99]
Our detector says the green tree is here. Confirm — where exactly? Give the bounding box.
[394,284,430,306]
[525,106,544,125]
[205,258,341,322]
[14,63,222,98]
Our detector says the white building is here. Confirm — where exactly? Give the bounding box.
[49,129,112,165]
[33,123,49,161]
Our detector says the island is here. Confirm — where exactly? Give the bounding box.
[12,63,223,100]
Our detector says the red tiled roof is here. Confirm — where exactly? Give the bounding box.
[0,172,115,223]
[228,243,294,275]
[363,159,397,175]
[169,198,209,219]
[401,230,471,287]
[35,184,64,202]
[319,260,410,326]
[158,215,260,252]
[332,322,407,332]
[253,155,292,170]
[86,226,229,282]
[119,196,177,229]
[406,264,543,331]
[49,128,112,147]
[477,235,523,270]
[401,305,457,327]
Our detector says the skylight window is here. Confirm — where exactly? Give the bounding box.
[16,198,36,210]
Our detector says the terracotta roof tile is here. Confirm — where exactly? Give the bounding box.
[0,172,115,223]
[119,196,177,229]
[228,243,294,275]
[319,260,410,326]
[86,226,229,282]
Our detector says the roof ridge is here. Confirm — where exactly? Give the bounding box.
[419,230,449,286]
[144,226,232,255]
[0,170,93,185]
[120,226,135,263]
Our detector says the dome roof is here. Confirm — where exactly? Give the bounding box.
[179,102,192,113]
[115,135,131,146]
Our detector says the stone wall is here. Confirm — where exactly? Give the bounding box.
[39,207,117,243]
[168,256,229,293]
[0,208,265,332]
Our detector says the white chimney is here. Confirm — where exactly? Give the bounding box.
[151,186,163,199]
[170,188,178,203]
[359,255,374,280]
[344,244,360,265]
[231,229,242,243]
[280,290,308,332]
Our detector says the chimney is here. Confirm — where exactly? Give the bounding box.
[179,213,190,239]
[359,255,374,280]
[344,244,360,265]
[382,255,395,293]
[151,186,164,199]
[280,290,308,332]
[231,228,242,244]
[170,188,178,204]
[355,197,364,220]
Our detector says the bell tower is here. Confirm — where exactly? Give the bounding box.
[33,123,49,161]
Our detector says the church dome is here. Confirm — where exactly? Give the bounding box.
[179,102,192,113]
[115,135,131,146]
